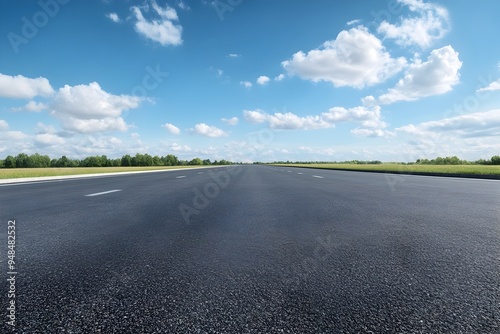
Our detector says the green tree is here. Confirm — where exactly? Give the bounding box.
[152,155,163,166]
[15,153,31,168]
[30,153,51,167]
[4,155,16,168]
[491,155,500,165]
[121,154,132,166]
[162,154,178,166]
[188,157,203,165]
[202,159,211,165]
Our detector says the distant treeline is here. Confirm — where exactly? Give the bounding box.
[261,155,500,165]
[415,156,500,165]
[0,153,234,168]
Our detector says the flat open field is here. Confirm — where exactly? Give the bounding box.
[0,166,213,179]
[272,163,500,175]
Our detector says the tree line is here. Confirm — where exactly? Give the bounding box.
[261,155,500,165]
[0,153,233,168]
[415,155,500,165]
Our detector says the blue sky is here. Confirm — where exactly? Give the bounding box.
[1,0,499,162]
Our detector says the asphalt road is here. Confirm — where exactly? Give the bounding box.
[1,165,499,333]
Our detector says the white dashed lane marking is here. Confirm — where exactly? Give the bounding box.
[176,176,187,179]
[312,175,324,179]
[85,189,122,197]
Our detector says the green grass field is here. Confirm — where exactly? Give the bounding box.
[272,163,500,175]
[0,166,213,179]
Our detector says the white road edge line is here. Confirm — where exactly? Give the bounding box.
[312,175,324,179]
[176,176,187,179]
[85,189,122,197]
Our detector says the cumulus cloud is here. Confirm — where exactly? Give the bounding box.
[11,100,48,112]
[240,111,323,130]
[378,0,449,49]
[378,45,461,104]
[397,109,500,138]
[282,26,406,88]
[131,1,182,46]
[240,81,252,88]
[477,79,500,92]
[244,105,386,131]
[274,74,285,81]
[162,123,181,134]
[243,110,268,124]
[350,128,395,138]
[0,73,54,99]
[321,105,387,129]
[256,76,271,85]
[34,133,65,146]
[221,117,239,125]
[169,143,191,152]
[193,123,228,137]
[106,12,120,23]
[50,82,141,133]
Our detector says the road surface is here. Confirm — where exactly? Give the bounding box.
[1,165,499,333]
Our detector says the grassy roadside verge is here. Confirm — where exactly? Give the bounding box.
[271,164,500,178]
[0,166,216,179]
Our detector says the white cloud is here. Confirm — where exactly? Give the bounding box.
[378,45,462,104]
[256,76,271,85]
[243,110,268,123]
[347,19,361,26]
[34,133,65,146]
[244,105,387,132]
[0,120,8,131]
[106,12,120,23]
[282,26,406,88]
[50,82,141,133]
[393,109,500,160]
[477,79,500,92]
[240,81,252,88]
[397,109,500,138]
[162,123,181,134]
[321,105,387,129]
[244,110,332,130]
[221,117,239,125]
[11,100,48,112]
[0,130,28,141]
[170,143,191,152]
[350,128,395,138]
[193,123,228,137]
[228,53,240,58]
[274,74,285,81]
[0,73,54,99]
[131,1,182,46]
[378,0,449,49]
[267,112,331,130]
[177,1,190,10]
